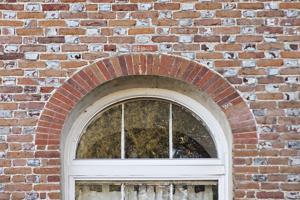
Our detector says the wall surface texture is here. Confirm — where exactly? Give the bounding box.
[0,0,300,200]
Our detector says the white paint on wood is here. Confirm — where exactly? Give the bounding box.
[65,88,230,200]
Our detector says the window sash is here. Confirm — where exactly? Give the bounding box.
[75,180,218,200]
[67,89,228,162]
[77,101,216,159]
[69,159,225,178]
[69,176,225,200]
[64,89,231,200]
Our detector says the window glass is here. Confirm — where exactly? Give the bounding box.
[76,104,122,159]
[76,181,121,200]
[125,100,169,158]
[76,98,217,159]
[172,104,217,158]
[125,182,170,200]
[75,181,218,200]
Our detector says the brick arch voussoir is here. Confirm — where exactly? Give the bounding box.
[35,54,257,148]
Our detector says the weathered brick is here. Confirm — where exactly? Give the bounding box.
[152,36,177,43]
[280,3,300,9]
[0,1,298,199]
[132,45,157,52]
[128,28,154,35]
[5,184,32,192]
[154,3,180,10]
[0,4,24,10]
[238,3,264,9]
[173,11,199,19]
[42,4,69,11]
[194,35,220,43]
[38,36,65,44]
[112,4,138,11]
[195,3,222,10]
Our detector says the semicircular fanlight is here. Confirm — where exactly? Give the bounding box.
[76,99,217,159]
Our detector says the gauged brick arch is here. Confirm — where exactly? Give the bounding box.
[35,53,257,147]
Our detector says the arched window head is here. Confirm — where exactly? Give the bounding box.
[64,88,231,200]
[76,98,217,160]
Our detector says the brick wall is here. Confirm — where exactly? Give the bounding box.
[0,0,300,200]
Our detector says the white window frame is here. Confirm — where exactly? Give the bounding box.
[64,88,231,200]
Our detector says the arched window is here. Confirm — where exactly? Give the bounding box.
[64,88,230,200]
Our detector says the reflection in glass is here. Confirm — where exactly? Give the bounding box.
[172,104,217,158]
[76,98,217,159]
[125,100,169,158]
[76,104,122,159]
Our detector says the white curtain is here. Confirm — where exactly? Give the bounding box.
[76,183,214,200]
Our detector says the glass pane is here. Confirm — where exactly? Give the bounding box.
[76,104,122,159]
[76,181,121,200]
[172,104,217,158]
[125,182,170,200]
[173,183,218,200]
[75,181,218,200]
[125,100,169,158]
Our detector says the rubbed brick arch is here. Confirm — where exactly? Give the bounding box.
[35,53,257,147]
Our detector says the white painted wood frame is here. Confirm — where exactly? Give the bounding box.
[64,88,231,200]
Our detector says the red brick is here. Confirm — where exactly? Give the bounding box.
[4,168,32,175]
[48,192,60,199]
[34,184,60,191]
[128,28,154,35]
[152,36,178,42]
[58,28,86,35]
[257,192,284,199]
[17,12,44,19]
[108,36,135,44]
[61,12,88,19]
[0,53,24,60]
[109,20,136,26]
[237,18,264,26]
[34,168,60,174]
[154,3,180,10]
[0,1,296,198]
[5,184,32,192]
[194,35,220,43]
[280,2,300,9]
[11,192,25,199]
[194,19,221,26]
[132,45,158,52]
[195,2,222,10]
[173,11,199,19]
[238,3,264,9]
[42,4,69,11]
[0,36,22,44]
[131,11,158,19]
[12,175,26,182]
[257,11,284,17]
[153,19,178,26]
[216,10,241,18]
[0,20,23,27]
[0,4,23,10]
[38,36,65,44]
[112,4,138,11]
[236,35,263,42]
[88,12,115,19]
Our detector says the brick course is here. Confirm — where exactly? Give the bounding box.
[0,1,299,200]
